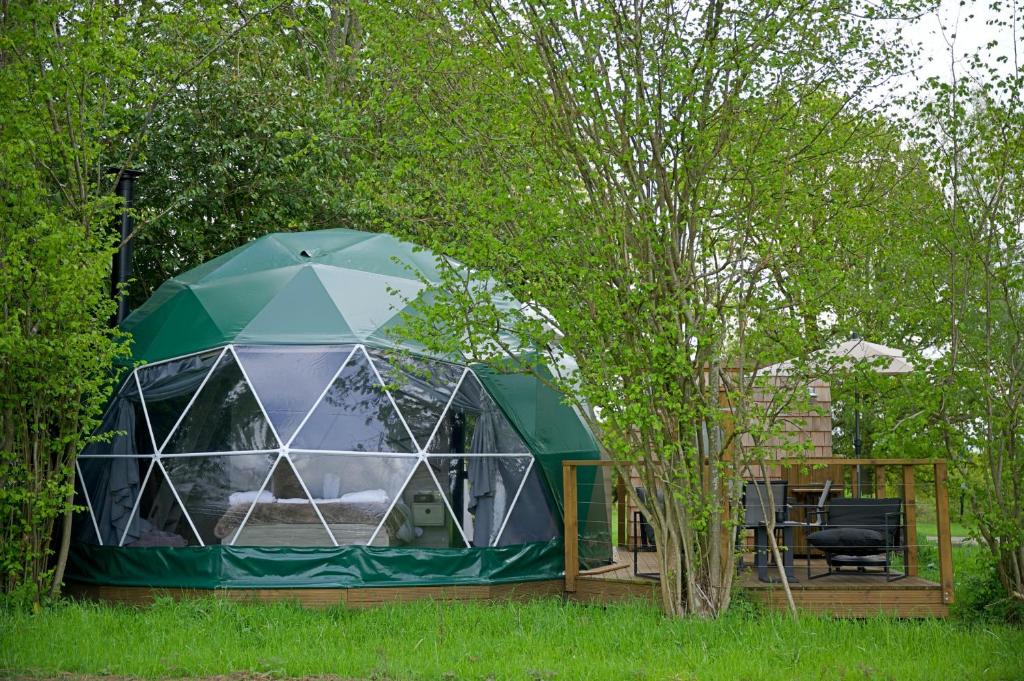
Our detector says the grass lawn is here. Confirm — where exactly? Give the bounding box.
[915,520,973,538]
[2,596,1022,681]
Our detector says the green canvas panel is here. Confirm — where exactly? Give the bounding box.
[473,365,611,568]
[236,266,355,344]
[128,288,227,362]
[363,288,457,359]
[318,234,441,282]
[197,236,300,282]
[190,266,301,339]
[66,539,563,589]
[314,265,425,341]
[173,244,251,285]
[123,230,446,365]
[267,230,379,257]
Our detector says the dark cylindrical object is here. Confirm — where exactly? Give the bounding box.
[108,168,142,325]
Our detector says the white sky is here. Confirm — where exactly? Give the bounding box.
[900,0,1020,87]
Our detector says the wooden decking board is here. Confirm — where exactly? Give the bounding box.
[68,549,947,618]
[577,550,947,618]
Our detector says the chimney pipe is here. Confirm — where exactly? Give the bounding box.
[107,167,142,326]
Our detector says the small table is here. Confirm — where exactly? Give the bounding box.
[753,521,801,583]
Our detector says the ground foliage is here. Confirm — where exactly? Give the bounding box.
[2,594,1023,681]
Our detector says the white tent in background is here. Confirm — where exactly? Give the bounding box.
[759,336,914,495]
[759,337,913,378]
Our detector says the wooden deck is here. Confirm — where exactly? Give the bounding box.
[576,549,949,618]
[67,550,946,617]
[66,579,567,609]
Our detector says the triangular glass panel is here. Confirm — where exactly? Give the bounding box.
[234,345,354,444]
[137,349,222,449]
[367,349,465,451]
[377,459,466,548]
[290,453,418,546]
[121,462,201,547]
[72,463,101,544]
[80,376,154,457]
[428,455,532,547]
[162,452,278,546]
[163,350,277,453]
[495,463,561,546]
[232,457,334,547]
[427,372,529,454]
[290,348,416,452]
[77,456,151,546]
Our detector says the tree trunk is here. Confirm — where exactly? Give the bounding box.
[49,487,75,600]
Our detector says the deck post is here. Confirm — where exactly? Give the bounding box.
[874,464,886,498]
[933,461,955,604]
[563,463,579,593]
[902,465,918,577]
[616,472,627,548]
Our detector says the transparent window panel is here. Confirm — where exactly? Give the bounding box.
[290,453,418,546]
[162,453,278,546]
[81,378,154,457]
[495,464,561,546]
[290,348,415,452]
[137,350,222,449]
[428,372,529,454]
[366,349,465,451]
[430,455,531,547]
[378,459,465,548]
[232,458,334,547]
[77,456,150,546]
[122,463,200,547]
[234,345,354,444]
[163,351,277,453]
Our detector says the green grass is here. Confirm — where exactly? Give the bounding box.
[2,597,1022,681]
[915,520,973,538]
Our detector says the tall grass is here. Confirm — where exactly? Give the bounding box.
[2,596,1022,681]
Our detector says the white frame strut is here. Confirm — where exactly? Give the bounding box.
[75,460,103,546]
[155,458,206,547]
[284,345,359,448]
[156,346,228,453]
[118,458,155,547]
[492,458,534,547]
[228,345,284,449]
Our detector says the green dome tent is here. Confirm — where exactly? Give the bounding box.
[68,229,610,590]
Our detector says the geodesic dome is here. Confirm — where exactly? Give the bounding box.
[69,229,609,589]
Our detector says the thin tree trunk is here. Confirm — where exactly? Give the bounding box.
[49,487,75,599]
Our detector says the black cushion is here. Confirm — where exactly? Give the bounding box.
[807,527,886,556]
[827,498,901,530]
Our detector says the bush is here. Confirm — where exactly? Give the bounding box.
[951,548,1024,624]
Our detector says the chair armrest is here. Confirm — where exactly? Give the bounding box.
[801,507,828,527]
[883,510,904,548]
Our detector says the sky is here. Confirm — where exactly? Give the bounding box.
[901,0,1020,87]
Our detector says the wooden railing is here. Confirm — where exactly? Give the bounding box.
[562,458,955,604]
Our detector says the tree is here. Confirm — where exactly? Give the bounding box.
[354,0,925,616]
[131,1,369,302]
[0,0,288,605]
[913,44,1024,604]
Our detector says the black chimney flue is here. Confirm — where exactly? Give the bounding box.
[107,167,142,326]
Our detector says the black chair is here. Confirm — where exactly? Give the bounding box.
[631,486,659,579]
[805,497,907,581]
[739,480,796,582]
